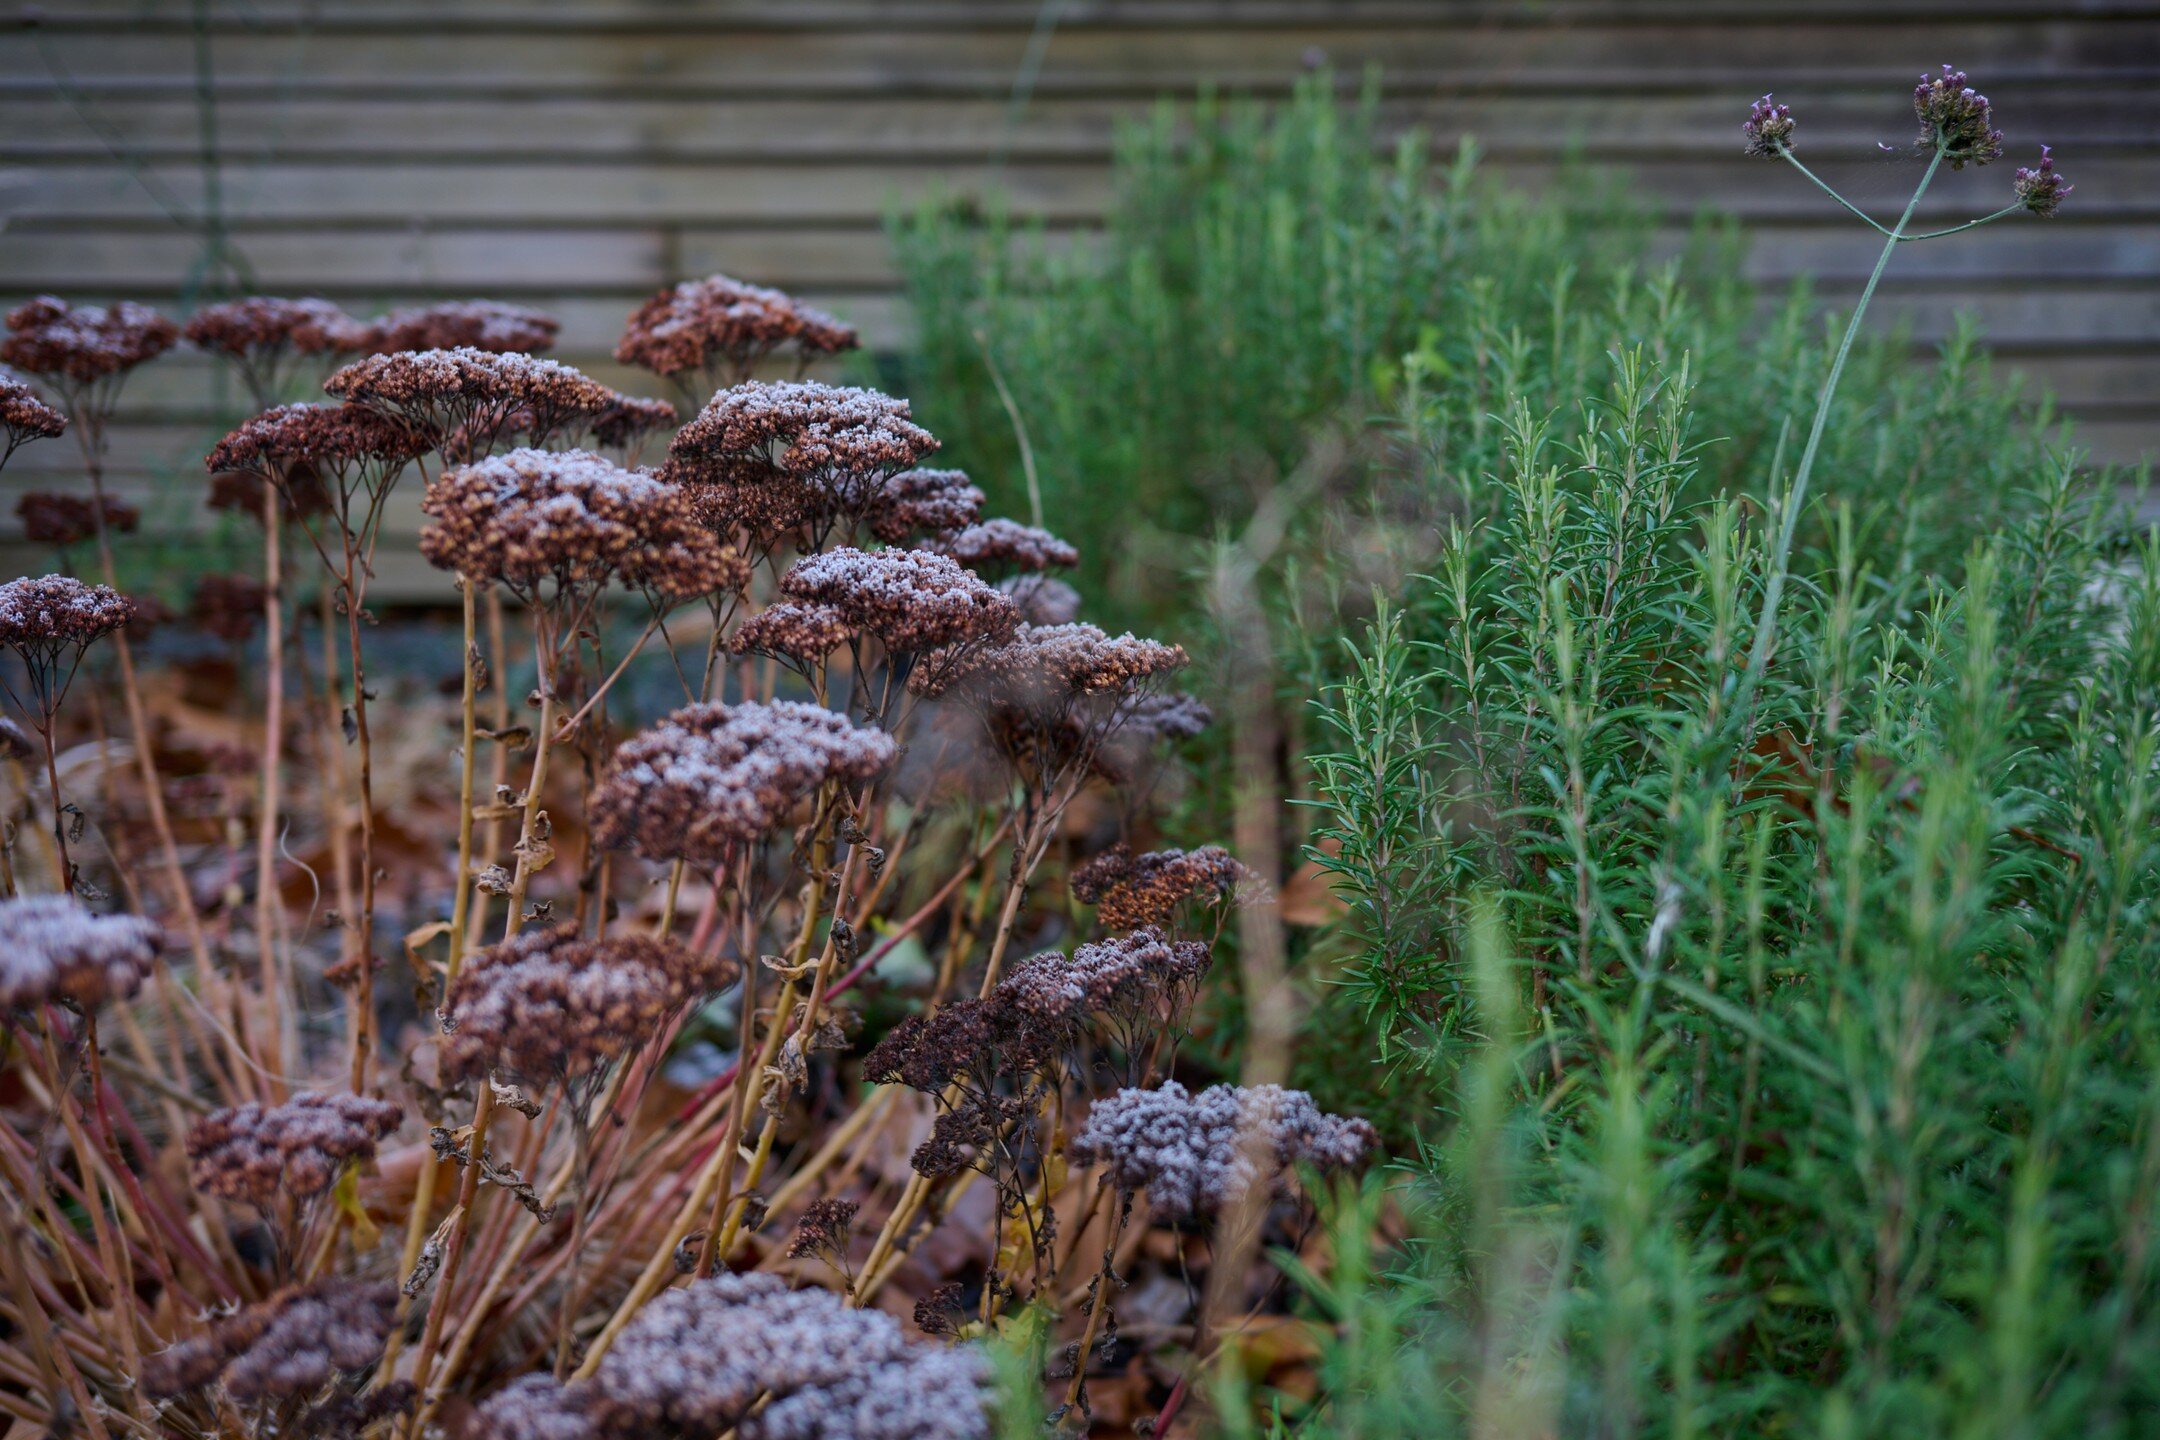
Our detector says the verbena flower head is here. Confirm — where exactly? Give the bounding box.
[1742,94,1795,157]
[2015,145,2072,216]
[185,1092,402,1206]
[1069,1081,1376,1218]
[1071,845,1262,930]
[1,373,67,456]
[142,1278,398,1404]
[995,926,1212,1023]
[419,447,746,601]
[323,347,612,456]
[1914,64,2003,167]
[776,547,1018,657]
[616,273,859,382]
[0,895,161,1010]
[439,924,740,1087]
[932,518,1080,576]
[16,492,136,549]
[868,467,985,544]
[665,380,939,534]
[362,300,560,354]
[595,1272,989,1440]
[591,700,896,867]
[182,296,369,360]
[188,572,269,643]
[2,296,177,384]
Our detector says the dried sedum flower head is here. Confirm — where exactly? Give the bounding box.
[777,547,1018,655]
[323,347,612,454]
[439,924,740,1087]
[2015,144,2072,216]
[182,296,369,360]
[997,573,1081,626]
[0,896,162,1010]
[2,296,177,383]
[932,518,1079,575]
[1914,63,2003,167]
[206,401,427,479]
[995,926,1212,1024]
[666,381,938,528]
[868,468,984,544]
[1743,94,1795,157]
[1069,1080,1376,1218]
[785,1196,859,1263]
[0,574,134,655]
[596,1272,989,1440]
[188,572,269,643]
[142,1279,398,1403]
[16,492,137,549]
[1071,845,1262,930]
[589,391,681,452]
[615,273,858,381]
[185,1091,402,1206]
[363,300,559,354]
[469,1374,611,1440]
[591,700,896,867]
[729,600,858,666]
[1,373,67,456]
[419,448,746,600]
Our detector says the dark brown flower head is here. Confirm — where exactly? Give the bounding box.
[323,347,611,455]
[185,1091,402,1206]
[785,1196,859,1263]
[189,572,269,644]
[861,994,1068,1097]
[589,391,681,452]
[16,492,136,549]
[591,700,896,867]
[362,300,559,354]
[0,574,133,653]
[2,296,177,383]
[142,1279,398,1404]
[439,924,740,1088]
[206,401,427,478]
[182,296,369,359]
[1914,64,2003,167]
[729,600,858,666]
[596,1272,989,1440]
[913,1282,967,1338]
[2015,144,2072,216]
[868,468,984,544]
[615,273,858,381]
[1071,845,1261,931]
[932,519,1079,576]
[995,926,1212,1023]
[919,621,1186,703]
[997,573,1082,626]
[0,896,161,1010]
[1742,94,1794,158]
[1,373,67,454]
[1069,1081,1376,1218]
[419,448,746,601]
[667,381,938,528]
[778,547,1018,657]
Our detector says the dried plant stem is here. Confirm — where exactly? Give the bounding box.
[338,523,381,1092]
[34,723,74,895]
[0,1206,108,1440]
[252,495,288,1086]
[1062,1189,1135,1416]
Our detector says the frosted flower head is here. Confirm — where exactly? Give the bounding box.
[142,1278,398,1404]
[323,348,612,456]
[777,547,1019,658]
[862,993,1070,1100]
[922,621,1186,702]
[182,296,369,359]
[666,381,939,530]
[188,572,269,643]
[439,924,740,1088]
[1071,845,1262,931]
[0,896,162,1010]
[615,273,859,381]
[995,926,1212,1023]
[16,492,136,550]
[932,518,1079,576]
[1742,94,1795,158]
[591,700,896,867]
[2015,145,2072,217]
[1914,64,2003,168]
[589,391,682,453]
[205,401,427,487]
[729,600,858,667]
[419,448,746,600]
[1,374,67,453]
[1069,1081,1376,1218]
[2,296,177,384]
[0,574,134,656]
[361,300,559,354]
[469,1374,610,1440]
[997,573,1081,626]
[185,1091,402,1206]
[868,468,984,544]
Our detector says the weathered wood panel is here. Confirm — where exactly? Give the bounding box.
[2,0,2155,591]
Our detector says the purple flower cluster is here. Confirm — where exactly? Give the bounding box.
[0,896,162,1010]
[1742,94,1794,158]
[2015,144,2072,217]
[1069,1080,1376,1218]
[1913,63,2003,167]
[185,1091,403,1206]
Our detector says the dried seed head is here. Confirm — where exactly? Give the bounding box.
[1069,1081,1376,1218]
[1,373,67,449]
[589,391,682,452]
[1742,94,1795,157]
[918,621,1186,703]
[185,1091,402,1206]
[1914,64,2003,167]
[1071,845,1262,931]
[591,700,896,867]
[439,924,741,1087]
[0,574,134,653]
[188,572,269,644]
[182,296,370,359]
[361,300,560,354]
[2,296,177,383]
[15,492,136,549]
[785,1196,859,1262]
[996,573,1081,626]
[0,896,162,1010]
[666,380,938,526]
[2015,144,2072,216]
[1116,690,1213,743]
[994,926,1213,1023]
[205,401,428,478]
[932,519,1079,575]
[142,1279,398,1403]
[470,1374,611,1440]
[418,447,747,600]
[777,547,1018,656]
[867,468,984,544]
[729,600,858,666]
[323,347,613,454]
[860,994,1068,1096]
[615,273,859,380]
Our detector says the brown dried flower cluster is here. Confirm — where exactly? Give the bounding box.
[775,547,1018,656]
[439,925,741,1087]
[205,401,427,482]
[16,492,137,549]
[1069,1081,1376,1218]
[919,621,1186,704]
[1,373,67,457]
[934,519,1079,575]
[2,296,177,383]
[364,300,559,354]
[419,448,747,600]
[785,1196,859,1265]
[868,468,985,544]
[615,273,858,382]
[589,391,682,452]
[0,896,162,1010]
[189,572,270,643]
[666,381,938,532]
[185,1091,403,1206]
[323,348,612,454]
[995,926,1212,1025]
[142,1279,398,1404]
[0,574,135,656]
[998,573,1082,626]
[182,296,370,360]
[729,600,858,667]
[1071,844,1261,930]
[591,700,896,867]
